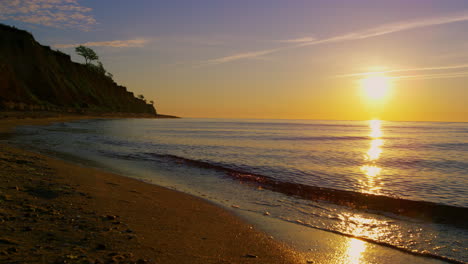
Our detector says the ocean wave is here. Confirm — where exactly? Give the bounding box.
[135,152,468,229]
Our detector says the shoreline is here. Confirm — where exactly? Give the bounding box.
[0,115,458,264]
[0,115,302,263]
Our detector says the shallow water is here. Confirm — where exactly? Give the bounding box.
[11,118,468,263]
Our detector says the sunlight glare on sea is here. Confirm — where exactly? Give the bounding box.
[360,119,384,194]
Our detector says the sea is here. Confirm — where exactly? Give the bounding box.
[9,118,468,263]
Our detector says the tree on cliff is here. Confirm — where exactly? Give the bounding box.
[75,45,98,65]
[74,46,114,80]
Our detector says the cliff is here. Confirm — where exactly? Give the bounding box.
[0,24,156,116]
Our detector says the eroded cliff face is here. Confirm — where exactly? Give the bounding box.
[0,24,156,116]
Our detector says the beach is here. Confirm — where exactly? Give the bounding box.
[1,115,464,264]
[0,115,302,264]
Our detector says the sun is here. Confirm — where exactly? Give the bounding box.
[361,75,390,101]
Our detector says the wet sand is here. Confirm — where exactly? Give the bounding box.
[0,114,302,263]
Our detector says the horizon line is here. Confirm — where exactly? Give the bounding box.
[169,116,468,123]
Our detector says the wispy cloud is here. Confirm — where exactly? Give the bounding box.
[203,11,468,65]
[391,71,468,81]
[0,0,96,30]
[200,48,282,66]
[54,38,150,48]
[277,37,315,43]
[338,64,468,78]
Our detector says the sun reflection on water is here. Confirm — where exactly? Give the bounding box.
[365,139,383,161]
[346,238,367,264]
[369,120,383,138]
[360,120,384,194]
[339,121,389,263]
[338,214,384,264]
[360,165,381,177]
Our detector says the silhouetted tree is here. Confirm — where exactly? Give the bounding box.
[75,45,98,65]
[149,100,154,105]
[74,45,114,80]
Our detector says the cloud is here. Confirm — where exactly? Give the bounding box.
[299,12,468,46]
[0,0,96,30]
[391,71,468,81]
[335,64,468,81]
[203,11,468,65]
[201,48,281,66]
[277,37,316,43]
[54,38,150,48]
[338,63,468,78]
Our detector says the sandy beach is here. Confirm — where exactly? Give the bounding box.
[0,114,302,264]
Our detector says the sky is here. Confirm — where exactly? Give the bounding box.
[1,0,468,122]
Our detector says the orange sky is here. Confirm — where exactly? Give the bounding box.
[3,1,468,122]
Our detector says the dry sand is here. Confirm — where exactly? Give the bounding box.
[0,114,303,264]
